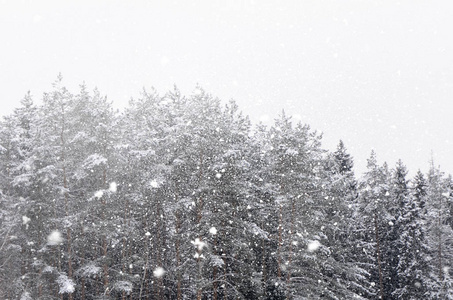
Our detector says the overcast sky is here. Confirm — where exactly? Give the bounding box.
[1,0,452,176]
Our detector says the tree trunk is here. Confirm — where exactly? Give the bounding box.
[213,233,218,300]
[139,234,149,299]
[154,200,163,300]
[261,223,267,299]
[122,192,130,300]
[80,224,86,300]
[196,153,204,300]
[102,164,109,293]
[438,195,443,282]
[61,118,74,300]
[38,267,43,298]
[175,209,182,300]
[374,214,384,300]
[286,197,296,298]
[277,204,283,281]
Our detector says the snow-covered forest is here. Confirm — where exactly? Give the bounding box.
[1,77,453,300]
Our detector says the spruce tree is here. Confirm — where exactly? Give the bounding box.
[356,151,392,299]
[425,163,453,298]
[393,167,430,298]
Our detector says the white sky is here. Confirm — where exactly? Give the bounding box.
[1,0,452,176]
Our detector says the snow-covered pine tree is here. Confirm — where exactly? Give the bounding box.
[265,112,301,298]
[40,75,77,299]
[266,111,347,299]
[356,151,393,299]
[378,159,409,298]
[181,87,255,299]
[0,114,25,299]
[318,140,367,299]
[67,84,120,299]
[117,87,165,299]
[247,122,284,299]
[392,167,431,299]
[425,163,453,298]
[9,92,44,298]
[206,99,257,299]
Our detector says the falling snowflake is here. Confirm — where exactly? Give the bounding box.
[94,190,104,198]
[47,230,63,245]
[109,182,117,193]
[22,215,31,225]
[191,238,206,251]
[153,267,165,278]
[215,173,222,179]
[209,227,217,235]
[150,180,159,188]
[307,240,320,252]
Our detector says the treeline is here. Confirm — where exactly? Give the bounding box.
[0,76,453,299]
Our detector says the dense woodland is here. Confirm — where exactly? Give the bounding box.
[1,76,453,300]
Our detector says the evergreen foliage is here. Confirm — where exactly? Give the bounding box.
[0,78,451,299]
